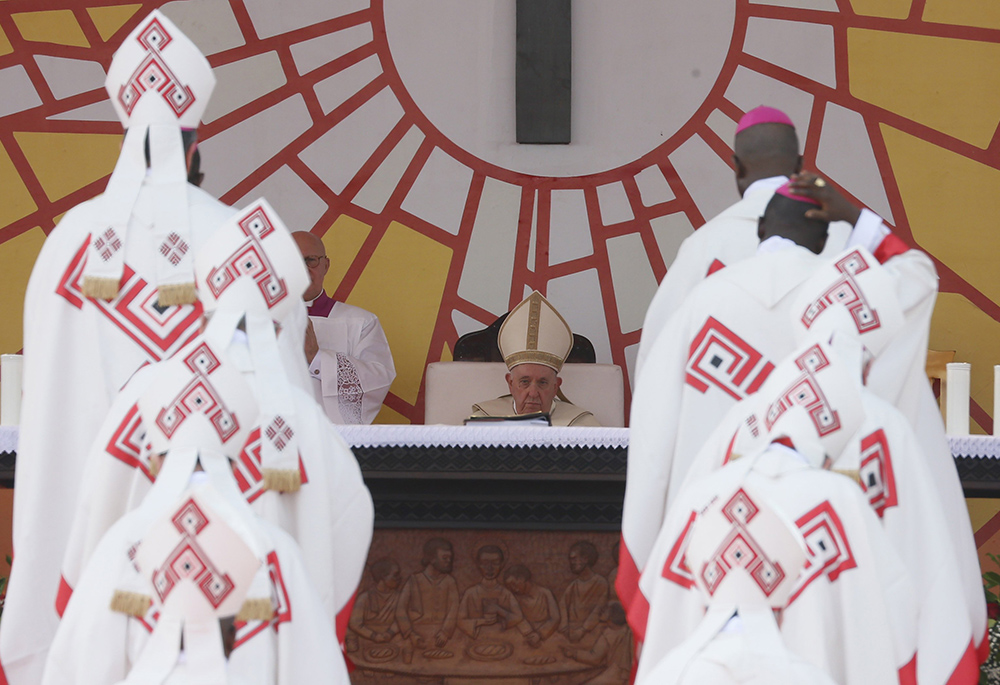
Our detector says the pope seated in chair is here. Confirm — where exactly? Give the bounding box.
[469,291,600,427]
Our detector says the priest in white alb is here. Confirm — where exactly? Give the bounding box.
[57,200,374,645]
[2,13,237,683]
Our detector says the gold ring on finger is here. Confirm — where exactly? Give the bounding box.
[814,178,826,188]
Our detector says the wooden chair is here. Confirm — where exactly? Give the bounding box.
[926,349,956,421]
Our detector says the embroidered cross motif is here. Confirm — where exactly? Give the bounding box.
[763,344,841,438]
[159,232,190,266]
[205,206,288,309]
[150,498,235,608]
[264,417,293,452]
[154,343,240,442]
[93,228,123,262]
[232,428,309,504]
[118,18,196,118]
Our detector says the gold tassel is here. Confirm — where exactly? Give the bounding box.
[236,598,274,622]
[156,282,197,307]
[110,589,151,618]
[262,469,301,493]
[82,276,121,301]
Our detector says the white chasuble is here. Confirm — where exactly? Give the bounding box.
[2,188,234,684]
[634,447,917,685]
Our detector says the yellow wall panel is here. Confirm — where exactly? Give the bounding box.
[849,29,1000,149]
[347,221,452,405]
[849,0,911,19]
[321,214,371,294]
[882,126,1000,304]
[87,4,142,42]
[0,25,12,57]
[14,131,120,203]
[13,10,89,48]
[930,293,1000,433]
[0,227,46,355]
[968,498,1000,532]
[924,0,1000,30]
[0,144,38,228]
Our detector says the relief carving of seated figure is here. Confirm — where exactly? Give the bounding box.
[469,291,600,427]
[504,564,560,646]
[348,558,403,649]
[457,545,525,639]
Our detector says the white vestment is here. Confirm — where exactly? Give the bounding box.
[641,612,838,685]
[619,219,935,622]
[43,487,347,685]
[685,391,978,685]
[635,176,852,376]
[634,445,918,685]
[307,293,395,425]
[58,335,374,636]
[2,186,236,684]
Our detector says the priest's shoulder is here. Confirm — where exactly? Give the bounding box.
[326,301,380,323]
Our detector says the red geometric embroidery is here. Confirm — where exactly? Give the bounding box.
[264,416,293,451]
[763,344,841,438]
[150,498,235,608]
[857,429,898,518]
[706,258,726,276]
[118,18,196,119]
[800,249,880,335]
[336,353,364,424]
[686,317,774,400]
[268,550,292,627]
[93,227,122,262]
[697,489,786,597]
[106,403,154,481]
[232,428,308,504]
[205,206,288,309]
[159,232,190,266]
[662,510,697,589]
[155,343,240,442]
[788,501,857,605]
[56,237,203,361]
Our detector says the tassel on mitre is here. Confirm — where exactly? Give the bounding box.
[236,598,274,622]
[156,282,198,307]
[262,469,301,493]
[110,589,152,618]
[82,276,121,301]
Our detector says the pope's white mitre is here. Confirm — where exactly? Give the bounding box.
[686,484,807,612]
[499,291,574,372]
[195,199,309,324]
[137,340,258,460]
[105,10,215,130]
[791,247,904,358]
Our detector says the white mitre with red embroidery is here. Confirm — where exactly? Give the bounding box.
[118,488,265,685]
[195,199,310,493]
[740,339,865,468]
[498,291,574,373]
[791,247,904,358]
[85,10,216,305]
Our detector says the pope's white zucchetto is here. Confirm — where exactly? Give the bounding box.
[499,291,574,373]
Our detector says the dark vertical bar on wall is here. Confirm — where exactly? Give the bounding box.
[516,0,571,144]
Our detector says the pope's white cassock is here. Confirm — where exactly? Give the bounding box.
[618,209,930,622]
[684,343,978,685]
[0,14,242,683]
[44,343,347,685]
[633,346,918,685]
[58,200,373,644]
[634,175,852,376]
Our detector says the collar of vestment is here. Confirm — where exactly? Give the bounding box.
[306,290,336,317]
[713,244,818,308]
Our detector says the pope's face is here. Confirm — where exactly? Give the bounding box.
[506,363,561,415]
